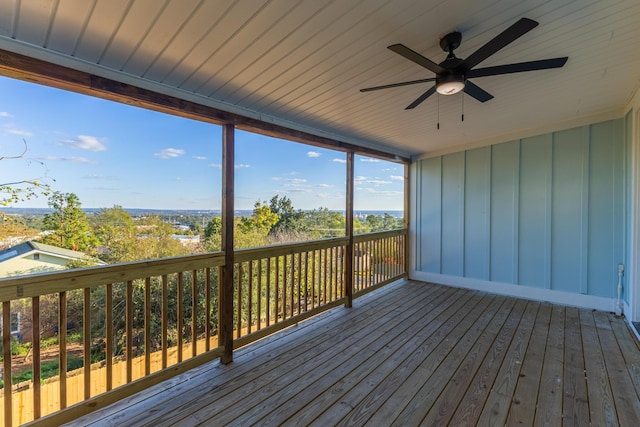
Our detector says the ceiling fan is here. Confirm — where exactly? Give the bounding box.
[360,18,568,110]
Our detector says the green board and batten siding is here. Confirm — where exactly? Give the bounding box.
[416,118,629,302]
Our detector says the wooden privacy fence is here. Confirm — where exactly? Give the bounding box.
[0,230,407,426]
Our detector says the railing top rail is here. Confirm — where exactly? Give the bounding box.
[353,228,407,243]
[234,236,350,263]
[0,252,225,301]
[0,228,407,301]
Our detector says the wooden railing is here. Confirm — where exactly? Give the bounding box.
[232,237,349,348]
[0,229,407,426]
[0,253,224,426]
[353,229,407,296]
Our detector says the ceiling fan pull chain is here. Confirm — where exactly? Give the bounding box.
[437,94,440,130]
[462,93,465,122]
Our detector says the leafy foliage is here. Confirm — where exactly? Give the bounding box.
[41,192,99,252]
[1,139,53,209]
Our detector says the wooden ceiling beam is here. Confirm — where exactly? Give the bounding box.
[0,49,409,164]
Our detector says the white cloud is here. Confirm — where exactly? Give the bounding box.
[307,151,321,158]
[193,156,207,160]
[286,178,307,184]
[355,175,367,182]
[235,164,250,169]
[43,156,97,165]
[363,188,403,196]
[0,112,15,118]
[367,179,392,185]
[285,188,311,193]
[332,158,346,163]
[84,174,118,180]
[359,158,380,163]
[154,148,184,159]
[7,129,33,137]
[60,135,107,151]
[390,175,404,181]
[314,183,332,188]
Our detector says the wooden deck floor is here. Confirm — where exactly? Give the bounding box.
[67,280,640,426]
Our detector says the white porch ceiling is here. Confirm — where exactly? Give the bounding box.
[0,0,639,158]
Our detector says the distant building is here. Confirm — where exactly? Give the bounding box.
[0,241,104,279]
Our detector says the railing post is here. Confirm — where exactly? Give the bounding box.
[220,123,235,364]
[345,151,354,307]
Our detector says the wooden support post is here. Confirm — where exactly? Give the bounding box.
[404,162,410,275]
[220,123,235,364]
[345,151,355,307]
[32,296,41,419]
[3,301,12,427]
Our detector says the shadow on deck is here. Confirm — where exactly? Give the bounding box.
[65,280,640,426]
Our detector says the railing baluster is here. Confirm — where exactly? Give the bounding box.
[106,284,113,391]
[275,257,280,322]
[144,277,151,376]
[303,251,308,312]
[236,264,242,339]
[125,280,133,383]
[205,268,211,352]
[266,258,271,327]
[297,252,301,315]
[332,247,337,301]
[247,261,253,334]
[3,301,12,427]
[191,269,197,358]
[257,259,262,331]
[282,256,287,320]
[83,288,91,399]
[59,291,67,409]
[311,250,316,309]
[289,254,295,318]
[161,275,168,370]
[32,295,41,419]
[323,248,327,304]
[177,272,183,363]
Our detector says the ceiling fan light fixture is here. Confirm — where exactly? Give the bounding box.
[436,75,465,95]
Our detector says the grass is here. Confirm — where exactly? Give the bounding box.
[0,355,84,389]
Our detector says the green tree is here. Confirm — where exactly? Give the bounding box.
[134,215,189,259]
[204,216,222,239]
[92,205,138,262]
[42,192,98,251]
[240,201,279,234]
[305,207,345,237]
[203,216,223,252]
[268,195,308,237]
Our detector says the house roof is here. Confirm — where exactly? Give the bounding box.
[0,0,638,158]
[0,241,91,263]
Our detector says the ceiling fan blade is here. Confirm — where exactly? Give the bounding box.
[405,86,436,110]
[461,18,539,70]
[466,57,568,78]
[388,44,445,74]
[464,81,494,102]
[360,77,436,92]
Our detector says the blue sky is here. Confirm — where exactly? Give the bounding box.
[0,76,404,211]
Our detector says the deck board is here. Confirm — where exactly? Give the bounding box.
[64,280,640,427]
